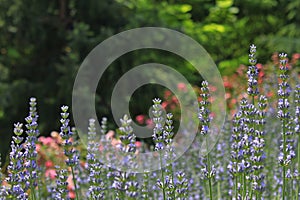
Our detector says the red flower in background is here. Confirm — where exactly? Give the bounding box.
[164,90,172,99]
[135,141,142,148]
[135,114,145,124]
[45,160,54,168]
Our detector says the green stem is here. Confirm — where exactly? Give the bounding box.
[235,176,238,200]
[71,167,80,200]
[160,152,166,200]
[208,177,213,200]
[235,164,238,200]
[243,172,247,198]
[38,177,42,200]
[206,136,213,200]
[30,185,36,200]
[28,167,36,200]
[217,181,221,200]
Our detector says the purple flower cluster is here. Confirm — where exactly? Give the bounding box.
[249,95,267,195]
[277,53,295,167]
[24,97,39,199]
[53,166,70,200]
[151,98,188,199]
[60,106,79,168]
[228,95,267,198]
[247,44,259,96]
[112,115,139,199]
[59,105,80,199]
[175,171,188,200]
[86,118,104,199]
[198,80,211,136]
[4,98,41,199]
[295,85,300,134]
[152,98,165,151]
[6,123,28,199]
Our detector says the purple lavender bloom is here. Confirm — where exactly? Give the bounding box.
[141,172,150,199]
[228,111,244,175]
[277,53,295,166]
[23,97,40,199]
[248,95,267,195]
[112,115,139,199]
[53,166,70,200]
[86,118,105,199]
[247,44,259,96]
[152,98,166,151]
[175,171,188,200]
[6,123,28,199]
[59,105,80,199]
[198,81,211,136]
[295,85,300,134]
[60,106,79,167]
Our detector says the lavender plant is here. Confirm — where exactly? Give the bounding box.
[60,105,80,200]
[1,44,300,200]
[6,122,28,199]
[53,166,70,200]
[277,53,296,200]
[86,118,104,199]
[295,85,300,198]
[249,95,267,199]
[151,98,167,200]
[247,44,259,101]
[24,97,39,200]
[198,80,215,200]
[175,171,188,200]
[112,114,138,199]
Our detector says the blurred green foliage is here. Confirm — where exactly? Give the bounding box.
[0,0,299,160]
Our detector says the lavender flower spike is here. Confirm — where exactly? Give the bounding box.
[24,97,39,199]
[59,105,80,199]
[87,118,105,199]
[247,44,259,97]
[6,123,28,199]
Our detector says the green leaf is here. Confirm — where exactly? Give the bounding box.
[203,23,226,33]
[179,4,192,13]
[216,0,233,8]
[7,48,20,59]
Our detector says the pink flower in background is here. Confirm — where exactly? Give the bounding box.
[172,96,179,104]
[177,82,187,92]
[39,136,54,145]
[106,130,115,140]
[45,160,54,168]
[146,119,154,128]
[69,191,76,199]
[136,114,145,124]
[135,141,142,148]
[209,85,217,92]
[223,76,232,89]
[45,169,56,179]
[293,53,300,60]
[67,175,76,198]
[36,143,41,152]
[162,101,168,109]
[164,90,172,98]
[225,92,231,100]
